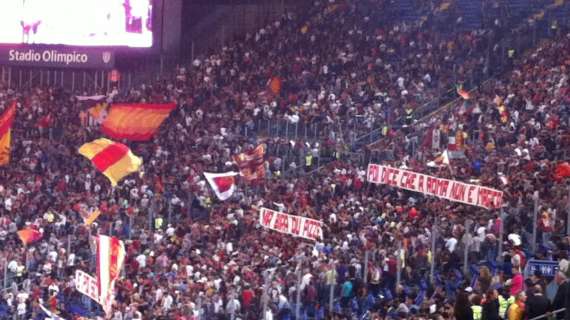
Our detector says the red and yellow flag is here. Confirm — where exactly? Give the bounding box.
[96,235,126,315]
[83,209,102,226]
[79,138,142,186]
[0,103,17,166]
[233,144,266,182]
[88,103,108,123]
[269,77,282,95]
[456,85,471,100]
[17,228,42,245]
[101,103,176,141]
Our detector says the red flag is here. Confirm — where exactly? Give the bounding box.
[554,162,570,181]
[36,114,53,128]
[17,228,42,245]
[269,77,282,95]
[456,85,471,100]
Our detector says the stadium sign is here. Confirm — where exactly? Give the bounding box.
[0,46,114,69]
[524,259,559,278]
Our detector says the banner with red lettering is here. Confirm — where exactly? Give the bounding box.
[259,207,324,241]
[75,269,99,302]
[367,164,503,209]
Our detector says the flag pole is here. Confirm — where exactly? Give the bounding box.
[295,257,303,320]
[262,268,275,319]
[532,191,539,253]
[430,216,438,284]
[396,238,402,289]
[129,214,134,240]
[363,250,370,283]
[3,258,7,289]
[497,211,504,263]
[566,185,570,235]
[463,219,472,277]
[329,260,336,315]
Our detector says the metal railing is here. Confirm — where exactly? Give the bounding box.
[530,308,566,320]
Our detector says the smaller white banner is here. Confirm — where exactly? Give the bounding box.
[259,207,324,241]
[75,269,99,303]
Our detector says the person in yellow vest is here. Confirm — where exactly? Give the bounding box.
[507,291,526,320]
[154,216,163,230]
[305,153,313,172]
[471,294,483,320]
[498,286,515,320]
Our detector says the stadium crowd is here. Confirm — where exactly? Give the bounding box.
[0,0,569,319]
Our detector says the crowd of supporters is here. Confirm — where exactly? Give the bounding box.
[0,0,569,319]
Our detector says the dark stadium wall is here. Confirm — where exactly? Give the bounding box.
[159,0,183,55]
[180,0,308,61]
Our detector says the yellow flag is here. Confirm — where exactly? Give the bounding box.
[88,103,108,123]
[84,209,101,226]
[0,130,11,166]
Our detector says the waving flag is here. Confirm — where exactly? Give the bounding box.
[17,228,42,245]
[79,138,142,186]
[456,85,471,100]
[101,103,176,141]
[36,114,53,129]
[269,77,282,95]
[233,145,266,182]
[555,162,570,182]
[83,209,102,226]
[76,94,106,102]
[204,172,238,201]
[0,103,17,166]
[96,235,126,316]
[88,103,108,124]
[39,304,65,320]
[427,149,450,167]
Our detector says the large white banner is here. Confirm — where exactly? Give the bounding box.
[367,164,504,209]
[259,207,324,241]
[75,269,99,303]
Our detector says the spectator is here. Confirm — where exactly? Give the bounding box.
[482,289,500,320]
[526,285,550,320]
[454,290,474,320]
[507,291,526,320]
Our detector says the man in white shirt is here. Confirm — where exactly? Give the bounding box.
[226,297,241,318]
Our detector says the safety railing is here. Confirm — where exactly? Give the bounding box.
[530,308,566,320]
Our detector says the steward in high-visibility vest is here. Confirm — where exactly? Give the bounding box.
[154,216,164,230]
[471,295,483,320]
[508,49,515,59]
[498,294,515,319]
[305,154,313,168]
[472,305,482,320]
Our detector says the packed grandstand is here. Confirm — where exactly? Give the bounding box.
[1,0,570,319]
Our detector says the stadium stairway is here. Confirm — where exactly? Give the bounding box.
[545,0,570,25]
[399,0,422,23]
[457,0,483,30]
[505,0,533,21]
